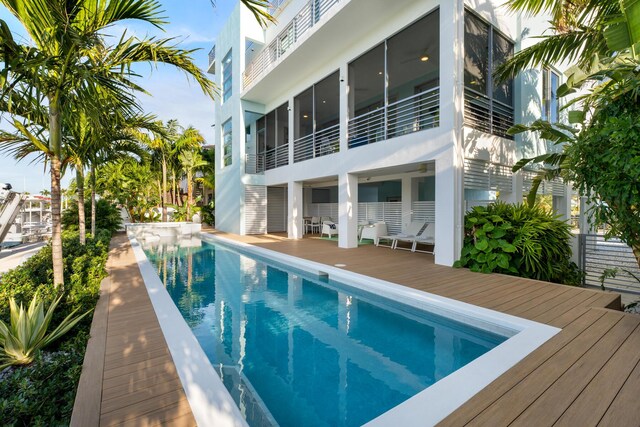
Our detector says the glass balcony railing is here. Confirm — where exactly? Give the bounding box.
[242,0,340,88]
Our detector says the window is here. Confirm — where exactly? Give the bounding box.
[347,8,441,148]
[222,49,232,103]
[245,104,288,171]
[222,119,232,166]
[464,10,514,139]
[293,71,340,162]
[542,68,560,122]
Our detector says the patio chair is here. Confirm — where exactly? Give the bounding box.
[306,216,321,234]
[394,223,435,253]
[376,221,426,248]
[360,222,388,245]
[321,220,339,238]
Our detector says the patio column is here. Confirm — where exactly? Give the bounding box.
[338,173,358,248]
[339,63,349,153]
[288,181,304,239]
[402,177,412,228]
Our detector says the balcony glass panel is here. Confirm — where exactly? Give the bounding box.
[492,32,514,106]
[464,13,489,95]
[294,87,314,140]
[349,43,385,118]
[387,10,440,139]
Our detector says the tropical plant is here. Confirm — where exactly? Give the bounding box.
[0,0,215,287]
[0,294,89,369]
[62,199,122,234]
[564,96,640,268]
[454,201,581,284]
[179,150,208,219]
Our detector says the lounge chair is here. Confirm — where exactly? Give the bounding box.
[394,223,435,253]
[321,220,339,238]
[376,221,426,248]
[360,222,388,245]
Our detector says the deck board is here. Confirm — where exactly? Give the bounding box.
[73,230,638,426]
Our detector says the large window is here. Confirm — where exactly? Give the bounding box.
[293,71,340,162]
[222,49,232,103]
[348,9,440,148]
[222,119,232,166]
[542,68,559,123]
[464,11,514,139]
[248,103,288,171]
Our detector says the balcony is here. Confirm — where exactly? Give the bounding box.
[245,144,289,174]
[207,44,216,74]
[242,0,340,89]
[464,88,514,140]
[293,123,339,163]
[348,87,440,148]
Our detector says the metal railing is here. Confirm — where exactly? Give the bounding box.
[293,123,339,162]
[208,45,216,72]
[264,144,289,170]
[245,153,265,174]
[242,0,340,88]
[579,234,640,293]
[464,87,514,139]
[348,87,439,148]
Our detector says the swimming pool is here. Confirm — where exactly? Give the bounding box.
[130,231,560,426]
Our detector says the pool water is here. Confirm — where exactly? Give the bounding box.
[143,238,507,427]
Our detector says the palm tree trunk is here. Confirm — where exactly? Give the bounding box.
[171,172,176,204]
[162,156,168,222]
[633,244,640,270]
[187,170,192,219]
[49,97,64,288]
[91,164,96,236]
[76,164,86,245]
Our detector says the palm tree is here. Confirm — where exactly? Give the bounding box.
[496,0,621,81]
[178,150,207,219]
[0,0,215,287]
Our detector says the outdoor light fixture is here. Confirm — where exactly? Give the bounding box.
[420,54,429,62]
[303,114,309,118]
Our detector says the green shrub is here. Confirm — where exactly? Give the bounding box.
[0,331,88,425]
[62,199,122,234]
[454,201,582,285]
[0,229,111,425]
[200,200,215,225]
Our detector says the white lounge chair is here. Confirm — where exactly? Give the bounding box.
[321,220,339,238]
[376,221,426,248]
[395,223,435,253]
[360,222,388,245]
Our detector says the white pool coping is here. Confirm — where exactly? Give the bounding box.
[130,230,561,427]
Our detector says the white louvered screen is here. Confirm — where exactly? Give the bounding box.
[245,185,267,234]
[464,158,490,190]
[551,178,566,197]
[411,201,435,224]
[491,163,513,192]
[307,203,339,221]
[465,158,514,192]
[357,202,402,234]
[267,187,287,233]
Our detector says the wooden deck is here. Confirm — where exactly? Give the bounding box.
[72,234,196,427]
[72,230,640,426]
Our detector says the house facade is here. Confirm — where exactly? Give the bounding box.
[210,0,570,266]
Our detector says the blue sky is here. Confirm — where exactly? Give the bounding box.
[0,0,235,193]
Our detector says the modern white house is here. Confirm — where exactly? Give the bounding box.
[210,0,570,266]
